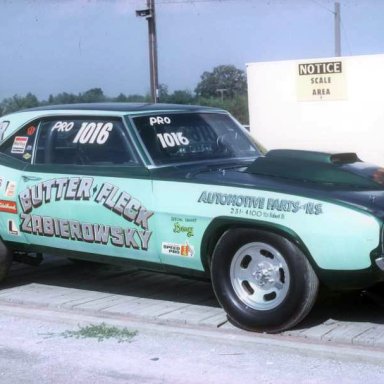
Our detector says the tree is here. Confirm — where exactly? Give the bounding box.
[0,93,39,115]
[198,94,249,124]
[113,93,147,102]
[157,84,169,103]
[167,90,195,105]
[46,92,78,105]
[79,88,106,103]
[195,65,247,99]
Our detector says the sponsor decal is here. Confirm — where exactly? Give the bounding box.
[0,200,17,214]
[173,222,194,237]
[198,191,265,209]
[18,177,154,251]
[171,217,196,223]
[161,241,195,257]
[26,126,36,136]
[23,153,32,160]
[0,121,10,141]
[11,136,28,154]
[198,191,323,217]
[5,181,16,197]
[7,220,19,235]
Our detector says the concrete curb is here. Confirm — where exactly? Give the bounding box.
[4,258,384,352]
[1,301,384,366]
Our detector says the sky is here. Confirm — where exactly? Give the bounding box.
[1,0,384,100]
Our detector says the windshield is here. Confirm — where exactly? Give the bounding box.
[132,112,261,165]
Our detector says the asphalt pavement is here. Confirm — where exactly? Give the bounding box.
[2,254,384,354]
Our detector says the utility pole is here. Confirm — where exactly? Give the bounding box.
[334,2,341,57]
[136,0,159,103]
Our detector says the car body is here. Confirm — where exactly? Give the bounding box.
[0,103,384,333]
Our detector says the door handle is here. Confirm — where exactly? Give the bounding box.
[22,175,42,182]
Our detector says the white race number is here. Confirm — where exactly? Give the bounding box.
[157,132,190,148]
[73,122,113,145]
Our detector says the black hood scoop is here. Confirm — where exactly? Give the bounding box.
[247,149,381,188]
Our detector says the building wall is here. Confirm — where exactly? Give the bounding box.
[247,54,384,166]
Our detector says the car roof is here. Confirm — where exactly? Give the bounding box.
[24,102,225,114]
[0,102,228,143]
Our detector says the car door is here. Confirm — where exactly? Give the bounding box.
[0,120,39,246]
[16,116,159,264]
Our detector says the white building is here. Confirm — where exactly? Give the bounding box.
[247,54,384,166]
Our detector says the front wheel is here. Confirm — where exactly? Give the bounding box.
[211,228,319,333]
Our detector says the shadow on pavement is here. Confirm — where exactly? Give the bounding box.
[3,254,384,328]
[3,254,220,308]
[294,285,384,331]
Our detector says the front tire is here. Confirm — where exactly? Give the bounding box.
[211,228,319,333]
[0,240,12,283]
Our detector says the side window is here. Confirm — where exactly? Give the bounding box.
[35,118,139,166]
[0,122,38,163]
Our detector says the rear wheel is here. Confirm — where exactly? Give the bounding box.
[0,239,12,283]
[211,228,319,333]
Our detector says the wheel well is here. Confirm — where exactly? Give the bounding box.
[200,216,315,273]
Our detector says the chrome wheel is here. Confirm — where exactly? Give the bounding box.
[230,242,290,311]
[212,229,319,332]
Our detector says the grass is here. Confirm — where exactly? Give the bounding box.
[59,323,138,343]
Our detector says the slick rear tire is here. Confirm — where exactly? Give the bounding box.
[0,239,12,283]
[211,228,319,333]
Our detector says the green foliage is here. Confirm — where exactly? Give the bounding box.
[0,65,249,124]
[45,88,106,105]
[157,84,194,105]
[197,94,249,124]
[114,93,148,103]
[195,65,247,99]
[168,90,195,105]
[157,83,169,102]
[80,88,106,103]
[46,92,78,105]
[0,93,39,115]
[60,323,137,343]
[0,89,150,116]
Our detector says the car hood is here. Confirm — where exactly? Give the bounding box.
[187,150,384,216]
[247,149,382,188]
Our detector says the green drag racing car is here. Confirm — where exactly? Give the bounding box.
[0,103,383,333]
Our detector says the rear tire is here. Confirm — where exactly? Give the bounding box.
[211,228,319,333]
[0,239,12,283]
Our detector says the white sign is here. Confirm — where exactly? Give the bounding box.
[297,60,347,101]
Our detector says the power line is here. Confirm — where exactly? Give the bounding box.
[309,0,334,14]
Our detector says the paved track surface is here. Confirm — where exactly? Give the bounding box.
[2,255,384,349]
